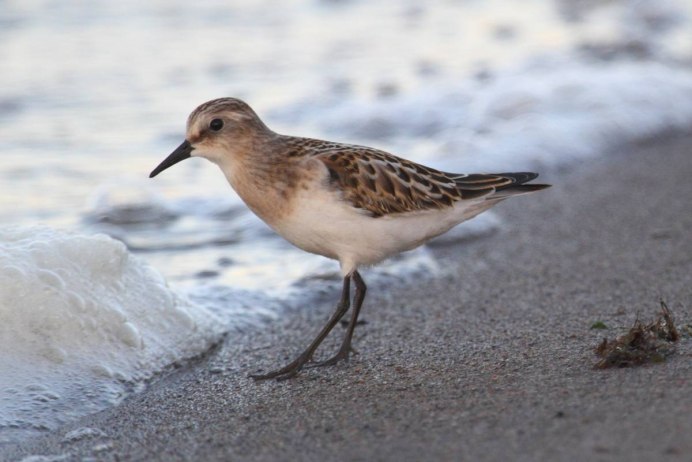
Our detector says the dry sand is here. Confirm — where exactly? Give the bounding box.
[4,135,691,462]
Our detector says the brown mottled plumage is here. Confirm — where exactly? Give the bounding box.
[150,97,550,380]
[259,134,544,218]
[298,140,541,217]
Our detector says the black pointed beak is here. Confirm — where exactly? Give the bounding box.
[149,140,194,178]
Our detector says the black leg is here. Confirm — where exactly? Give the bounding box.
[309,270,367,368]
[250,275,352,381]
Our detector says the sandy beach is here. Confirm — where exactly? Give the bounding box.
[5,134,691,462]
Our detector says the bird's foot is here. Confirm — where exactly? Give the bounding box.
[249,351,313,381]
[307,345,358,369]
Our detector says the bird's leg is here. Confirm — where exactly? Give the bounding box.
[309,270,367,368]
[250,275,352,381]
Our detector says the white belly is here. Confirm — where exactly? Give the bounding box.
[272,186,487,275]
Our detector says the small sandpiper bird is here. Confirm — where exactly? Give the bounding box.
[150,98,550,380]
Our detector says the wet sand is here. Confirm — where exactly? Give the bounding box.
[5,135,692,461]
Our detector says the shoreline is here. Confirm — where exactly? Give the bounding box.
[5,134,692,461]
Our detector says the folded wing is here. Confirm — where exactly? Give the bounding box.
[313,146,549,217]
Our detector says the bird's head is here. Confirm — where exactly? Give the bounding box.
[149,97,271,178]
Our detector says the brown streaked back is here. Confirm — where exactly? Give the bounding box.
[282,137,550,217]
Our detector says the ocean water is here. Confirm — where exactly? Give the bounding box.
[1,0,692,441]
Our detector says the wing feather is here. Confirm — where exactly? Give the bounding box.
[286,137,547,217]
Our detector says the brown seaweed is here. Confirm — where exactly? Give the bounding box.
[594,300,680,369]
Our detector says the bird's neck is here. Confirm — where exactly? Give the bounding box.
[219,143,301,225]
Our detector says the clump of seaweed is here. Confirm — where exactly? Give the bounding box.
[594,300,680,369]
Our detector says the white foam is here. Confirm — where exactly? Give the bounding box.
[62,427,106,442]
[0,226,224,435]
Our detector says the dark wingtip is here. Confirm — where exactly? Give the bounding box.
[495,172,540,184]
[517,183,551,191]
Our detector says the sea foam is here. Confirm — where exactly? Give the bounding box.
[0,227,224,437]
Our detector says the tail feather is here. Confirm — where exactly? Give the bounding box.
[448,171,551,200]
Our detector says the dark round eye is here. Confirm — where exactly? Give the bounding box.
[209,118,224,131]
